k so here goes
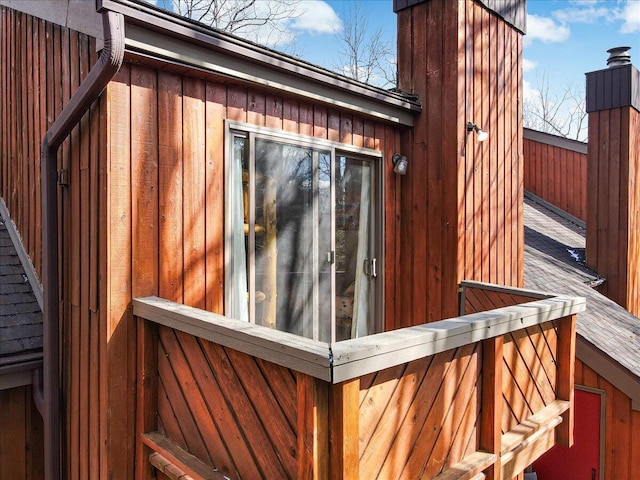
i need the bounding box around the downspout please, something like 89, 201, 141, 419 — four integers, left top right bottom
40, 10, 124, 480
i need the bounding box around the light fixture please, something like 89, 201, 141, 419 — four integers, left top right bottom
392, 153, 408, 175
467, 121, 489, 142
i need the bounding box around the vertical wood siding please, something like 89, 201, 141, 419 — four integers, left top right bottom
395, 0, 523, 329
106, 62, 401, 479
0, 386, 44, 480
586, 107, 640, 316
0, 9, 105, 480
523, 137, 587, 222
575, 360, 640, 480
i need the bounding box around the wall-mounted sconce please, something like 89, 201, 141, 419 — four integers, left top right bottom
467, 121, 489, 142
392, 153, 408, 175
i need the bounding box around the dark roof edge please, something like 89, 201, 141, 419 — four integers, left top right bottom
577, 334, 640, 411
99, 0, 421, 124
523, 128, 588, 155
393, 0, 526, 34
0, 198, 43, 311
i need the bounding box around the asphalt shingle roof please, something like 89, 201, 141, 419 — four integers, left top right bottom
524, 197, 640, 379
0, 216, 42, 358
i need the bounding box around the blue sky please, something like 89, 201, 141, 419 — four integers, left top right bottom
289, 0, 639, 95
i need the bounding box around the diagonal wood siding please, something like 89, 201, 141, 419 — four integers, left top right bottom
358, 344, 479, 479
156, 325, 298, 479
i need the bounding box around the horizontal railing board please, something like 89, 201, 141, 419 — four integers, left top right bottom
134, 293, 585, 384
134, 296, 332, 381
331, 296, 585, 382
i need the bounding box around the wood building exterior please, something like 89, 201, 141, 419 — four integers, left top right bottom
520, 52, 640, 480
523, 128, 587, 224
0, 1, 585, 479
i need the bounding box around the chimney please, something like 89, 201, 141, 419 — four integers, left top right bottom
391, 0, 526, 324
586, 48, 640, 316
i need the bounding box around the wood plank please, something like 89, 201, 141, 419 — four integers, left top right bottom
480, 336, 503, 480
142, 432, 227, 480
158, 71, 184, 303
157, 330, 211, 463
0, 387, 27, 480
131, 64, 159, 299
135, 318, 158, 480
418, 345, 479, 478
501, 418, 558, 479
158, 327, 236, 477
255, 356, 298, 430
224, 347, 297, 476
297, 373, 329, 480
204, 81, 226, 314
182, 76, 206, 309
198, 339, 292, 478
555, 315, 576, 447
368, 350, 456, 480
329, 379, 360, 480
265, 93, 282, 130
105, 64, 134, 480
432, 451, 496, 480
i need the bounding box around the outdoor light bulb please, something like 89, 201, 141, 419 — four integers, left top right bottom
476, 129, 489, 142
393, 155, 408, 175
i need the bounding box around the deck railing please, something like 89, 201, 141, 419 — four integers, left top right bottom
133, 281, 584, 480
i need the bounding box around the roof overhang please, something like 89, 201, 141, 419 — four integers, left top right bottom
99, 0, 421, 127
577, 334, 640, 411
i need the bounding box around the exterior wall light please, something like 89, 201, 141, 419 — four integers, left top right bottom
467, 121, 489, 142
392, 153, 408, 175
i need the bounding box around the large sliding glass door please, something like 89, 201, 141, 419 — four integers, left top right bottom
226, 125, 381, 343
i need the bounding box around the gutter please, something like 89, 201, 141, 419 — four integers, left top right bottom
39, 10, 124, 480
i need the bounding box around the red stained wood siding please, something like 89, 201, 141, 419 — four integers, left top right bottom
522, 134, 587, 222
103, 61, 401, 479
0, 386, 44, 480
0, 9, 105, 480
574, 360, 640, 480
586, 107, 640, 316
395, 0, 524, 329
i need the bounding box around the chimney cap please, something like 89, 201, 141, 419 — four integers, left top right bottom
607, 46, 631, 68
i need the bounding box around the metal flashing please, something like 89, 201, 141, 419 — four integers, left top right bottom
99, 0, 420, 125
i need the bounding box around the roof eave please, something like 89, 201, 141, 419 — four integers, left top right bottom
99, 0, 421, 126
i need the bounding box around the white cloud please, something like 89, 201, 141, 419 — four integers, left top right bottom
291, 1, 342, 34
525, 14, 570, 46
523, 58, 537, 72
523, 79, 539, 104
552, 6, 610, 24
618, 1, 640, 33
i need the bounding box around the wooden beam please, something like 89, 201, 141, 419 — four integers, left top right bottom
135, 318, 158, 480
141, 431, 227, 480
480, 336, 503, 480
329, 379, 360, 480
297, 373, 329, 480
556, 315, 577, 447
432, 451, 496, 480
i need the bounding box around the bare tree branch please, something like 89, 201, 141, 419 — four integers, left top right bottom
334, 1, 396, 88
523, 72, 587, 141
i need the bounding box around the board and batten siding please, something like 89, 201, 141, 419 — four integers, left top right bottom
523, 130, 587, 223
586, 106, 640, 316
395, 0, 524, 328
0, 8, 105, 480
105, 61, 403, 479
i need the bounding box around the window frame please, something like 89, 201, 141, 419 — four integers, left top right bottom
224, 120, 385, 342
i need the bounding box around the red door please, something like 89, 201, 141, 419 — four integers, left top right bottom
532, 388, 601, 480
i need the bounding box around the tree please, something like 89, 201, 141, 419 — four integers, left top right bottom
154, 0, 301, 49
334, 1, 396, 88
523, 73, 588, 142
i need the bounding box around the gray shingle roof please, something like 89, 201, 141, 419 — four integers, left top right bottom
524, 197, 640, 379
0, 218, 42, 358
